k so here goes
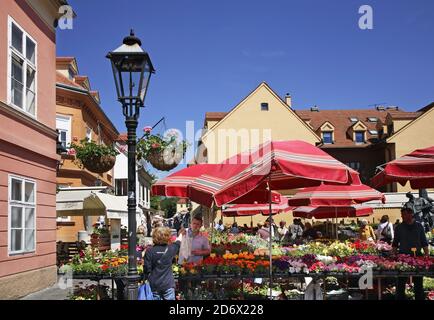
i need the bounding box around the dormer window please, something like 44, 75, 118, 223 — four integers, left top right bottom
368, 117, 378, 122
349, 117, 358, 123
322, 131, 333, 144
319, 121, 335, 144
369, 130, 378, 135
355, 131, 365, 143
261, 103, 269, 111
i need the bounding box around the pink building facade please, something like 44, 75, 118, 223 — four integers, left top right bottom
0, 0, 65, 299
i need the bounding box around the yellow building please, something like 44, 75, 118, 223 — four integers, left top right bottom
196, 82, 434, 227
55, 57, 119, 242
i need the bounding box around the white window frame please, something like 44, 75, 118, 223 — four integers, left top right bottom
56, 114, 72, 149
8, 175, 37, 255
7, 16, 38, 118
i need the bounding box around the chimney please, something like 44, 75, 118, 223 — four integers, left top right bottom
285, 93, 292, 108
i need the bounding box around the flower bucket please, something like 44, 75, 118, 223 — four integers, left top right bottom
82, 155, 116, 174
147, 148, 184, 171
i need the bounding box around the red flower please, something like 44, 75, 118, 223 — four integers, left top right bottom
67, 148, 76, 156
143, 126, 152, 133
151, 143, 160, 149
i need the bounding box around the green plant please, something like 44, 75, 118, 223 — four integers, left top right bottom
69, 139, 119, 169
136, 128, 188, 162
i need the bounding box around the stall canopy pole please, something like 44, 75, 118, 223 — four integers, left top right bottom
268, 174, 273, 300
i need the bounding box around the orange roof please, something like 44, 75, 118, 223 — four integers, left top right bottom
295, 109, 390, 148
116, 133, 128, 141
56, 57, 75, 63
56, 71, 82, 89
387, 110, 422, 120
205, 112, 228, 120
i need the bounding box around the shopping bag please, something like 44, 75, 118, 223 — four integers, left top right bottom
138, 281, 153, 300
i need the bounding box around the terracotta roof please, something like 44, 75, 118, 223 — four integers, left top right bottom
56, 71, 82, 89
205, 112, 228, 120
387, 110, 422, 120
295, 109, 390, 148
56, 57, 75, 63
116, 133, 127, 141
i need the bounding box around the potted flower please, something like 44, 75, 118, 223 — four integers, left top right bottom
137, 127, 188, 171
69, 139, 119, 174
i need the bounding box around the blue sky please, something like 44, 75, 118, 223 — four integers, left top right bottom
57, 0, 434, 176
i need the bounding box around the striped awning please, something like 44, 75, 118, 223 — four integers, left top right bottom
293, 205, 373, 219
222, 193, 292, 217
288, 183, 385, 207
371, 145, 434, 188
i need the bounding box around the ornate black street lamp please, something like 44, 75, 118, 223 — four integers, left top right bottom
107, 30, 155, 300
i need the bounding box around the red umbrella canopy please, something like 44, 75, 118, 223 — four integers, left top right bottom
288, 182, 385, 207
222, 193, 292, 217
371, 145, 434, 189
152, 163, 282, 204
188, 140, 359, 207
293, 205, 373, 219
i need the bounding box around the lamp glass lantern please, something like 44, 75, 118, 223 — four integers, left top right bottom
106, 30, 155, 117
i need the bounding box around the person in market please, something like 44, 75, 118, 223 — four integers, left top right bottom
143, 227, 182, 300
289, 219, 303, 241
229, 222, 240, 234
302, 222, 319, 240
179, 214, 211, 263
257, 220, 273, 240
392, 206, 429, 300
375, 215, 394, 244
358, 219, 376, 241
393, 219, 400, 231
277, 220, 290, 243
214, 219, 225, 232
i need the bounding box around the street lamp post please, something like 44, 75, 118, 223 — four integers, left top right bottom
107, 30, 155, 300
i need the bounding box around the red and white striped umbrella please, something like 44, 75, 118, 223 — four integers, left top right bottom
288, 182, 385, 207
293, 205, 373, 219
371, 145, 434, 189
222, 193, 292, 217
152, 164, 282, 204
187, 140, 358, 207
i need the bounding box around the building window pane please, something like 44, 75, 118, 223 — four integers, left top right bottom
26, 38, 35, 64
11, 207, 23, 228
25, 229, 35, 251
115, 179, 128, 196
11, 24, 23, 53
25, 208, 35, 229
25, 182, 35, 203
261, 103, 269, 111
11, 179, 22, 201
9, 21, 37, 117
355, 132, 365, 143
11, 55, 24, 108
322, 132, 333, 144
11, 229, 23, 252
26, 67, 36, 114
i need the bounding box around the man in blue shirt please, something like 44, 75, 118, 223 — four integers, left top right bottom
392, 206, 429, 300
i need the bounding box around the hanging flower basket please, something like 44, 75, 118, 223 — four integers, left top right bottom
69, 139, 119, 174
137, 127, 188, 171
82, 155, 116, 174
146, 147, 184, 171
